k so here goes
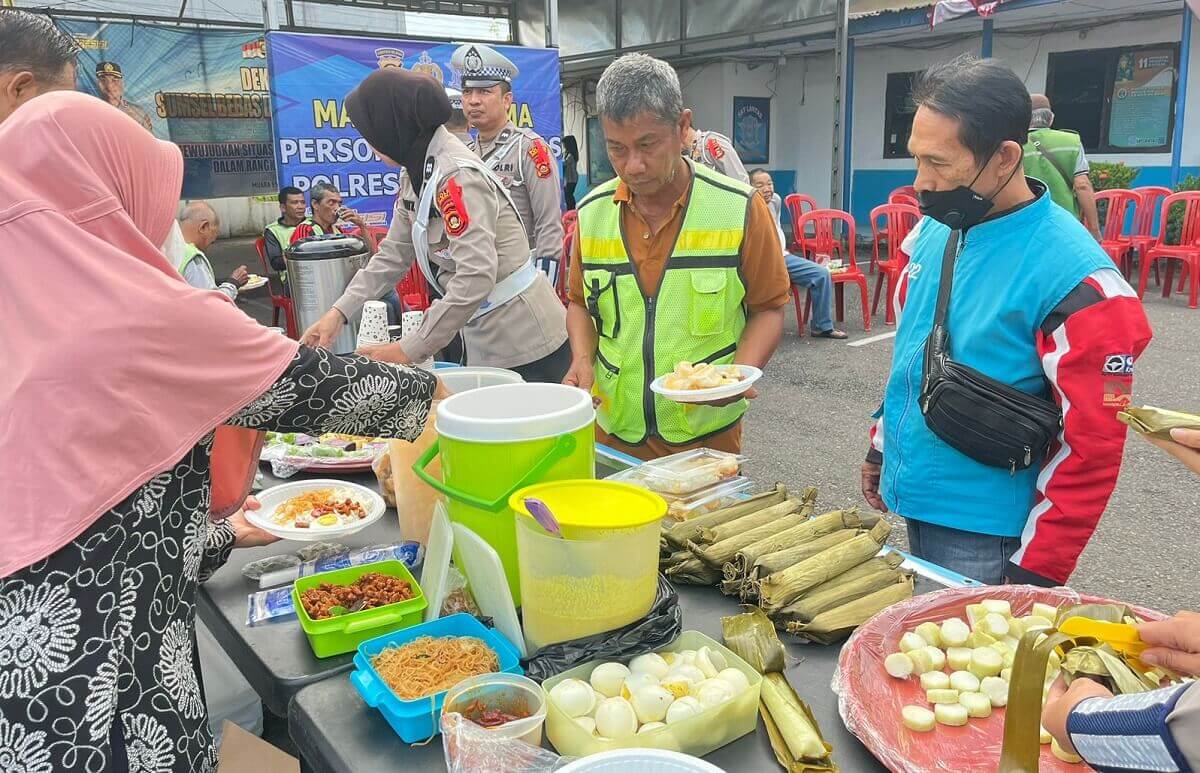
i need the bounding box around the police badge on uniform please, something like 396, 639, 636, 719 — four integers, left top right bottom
436, 179, 470, 236
528, 139, 553, 179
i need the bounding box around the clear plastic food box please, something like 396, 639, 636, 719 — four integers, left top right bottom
660, 477, 754, 522
609, 449, 746, 497
542, 631, 762, 758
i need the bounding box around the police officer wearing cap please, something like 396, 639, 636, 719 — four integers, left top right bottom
683, 121, 748, 184
451, 43, 564, 280
300, 68, 569, 382
94, 61, 153, 132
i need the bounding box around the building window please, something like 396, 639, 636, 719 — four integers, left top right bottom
1046, 44, 1179, 154
883, 70, 921, 159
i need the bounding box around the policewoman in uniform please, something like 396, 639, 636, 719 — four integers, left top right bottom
682, 121, 749, 184
564, 53, 789, 461
451, 43, 565, 279
301, 68, 569, 382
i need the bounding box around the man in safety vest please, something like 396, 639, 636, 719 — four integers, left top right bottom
175, 201, 247, 300
683, 122, 749, 184
564, 53, 790, 460
1023, 94, 1101, 239
261, 186, 308, 293
290, 181, 378, 253
451, 43, 564, 280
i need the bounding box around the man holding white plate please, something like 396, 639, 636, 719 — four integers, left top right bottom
562, 54, 789, 461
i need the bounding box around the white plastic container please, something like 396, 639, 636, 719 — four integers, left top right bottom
388, 367, 524, 546
558, 749, 726, 772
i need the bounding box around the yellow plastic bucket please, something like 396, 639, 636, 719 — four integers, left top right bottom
510, 481, 666, 652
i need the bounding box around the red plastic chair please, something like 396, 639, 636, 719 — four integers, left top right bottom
1137, 191, 1200, 308
890, 185, 918, 201
1131, 186, 1172, 284
869, 204, 919, 326
889, 192, 920, 208
557, 228, 574, 305
784, 193, 819, 252
1095, 190, 1140, 277
796, 208, 871, 331
562, 209, 578, 234
395, 266, 430, 312
789, 284, 813, 337
255, 237, 298, 338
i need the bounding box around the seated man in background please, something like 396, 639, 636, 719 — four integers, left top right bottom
262, 186, 308, 292
290, 181, 378, 253
750, 168, 846, 340
174, 201, 247, 300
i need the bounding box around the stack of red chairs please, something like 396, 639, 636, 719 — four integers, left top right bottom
869, 203, 919, 325
795, 208, 871, 332
1129, 186, 1172, 286
254, 237, 298, 338
1137, 191, 1200, 309
1095, 189, 1140, 278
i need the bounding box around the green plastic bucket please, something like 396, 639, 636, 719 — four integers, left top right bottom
412, 383, 596, 604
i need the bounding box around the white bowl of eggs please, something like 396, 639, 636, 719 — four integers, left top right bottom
542, 632, 762, 759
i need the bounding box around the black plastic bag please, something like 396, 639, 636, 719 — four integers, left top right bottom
521, 575, 683, 682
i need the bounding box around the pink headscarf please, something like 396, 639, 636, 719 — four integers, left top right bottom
0, 92, 299, 577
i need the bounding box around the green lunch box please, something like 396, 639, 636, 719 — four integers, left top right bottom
292, 560, 428, 658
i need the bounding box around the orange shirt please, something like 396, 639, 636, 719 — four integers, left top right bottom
568, 173, 789, 460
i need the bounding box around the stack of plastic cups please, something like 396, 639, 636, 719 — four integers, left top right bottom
356, 300, 390, 349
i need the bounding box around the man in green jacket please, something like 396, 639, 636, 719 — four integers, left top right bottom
1023, 94, 1101, 239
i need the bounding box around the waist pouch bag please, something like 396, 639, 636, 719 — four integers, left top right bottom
919, 230, 1063, 473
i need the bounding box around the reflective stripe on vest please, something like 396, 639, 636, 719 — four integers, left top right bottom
1022, 129, 1083, 216
175, 242, 215, 280
577, 161, 750, 445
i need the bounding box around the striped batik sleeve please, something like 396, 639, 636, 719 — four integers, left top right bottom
1067, 682, 1195, 773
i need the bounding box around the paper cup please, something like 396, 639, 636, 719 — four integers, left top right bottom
357, 300, 390, 348
401, 311, 425, 338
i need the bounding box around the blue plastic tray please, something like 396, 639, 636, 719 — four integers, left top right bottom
349, 613, 523, 743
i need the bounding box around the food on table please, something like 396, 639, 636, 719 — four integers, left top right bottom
925, 689, 959, 705
940, 617, 971, 647
885, 653, 915, 679
959, 691, 992, 718
980, 676, 1009, 707
662, 477, 754, 522
576, 717, 597, 735
759, 672, 827, 759
920, 671, 950, 691
934, 702, 968, 727
969, 647, 1003, 678
899, 632, 926, 654
272, 487, 370, 530
369, 636, 499, 701
549, 644, 751, 741
626, 448, 744, 496
1050, 737, 1083, 764
688, 509, 809, 570
696, 498, 805, 546
661, 484, 789, 550
263, 431, 386, 463
548, 679, 596, 719
901, 705, 935, 732
461, 699, 531, 729
948, 671, 980, 693
946, 647, 973, 672
758, 531, 893, 614
661, 361, 746, 391
298, 572, 414, 619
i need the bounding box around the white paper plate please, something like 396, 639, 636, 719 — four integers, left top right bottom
246, 479, 385, 541
242, 274, 268, 291
650, 365, 762, 404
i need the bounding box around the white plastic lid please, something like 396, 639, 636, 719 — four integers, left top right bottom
435, 383, 595, 442
438, 366, 524, 394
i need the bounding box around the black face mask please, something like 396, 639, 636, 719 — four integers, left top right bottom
918, 149, 1018, 230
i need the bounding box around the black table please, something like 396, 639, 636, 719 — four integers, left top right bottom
287, 578, 946, 772
197, 453, 636, 717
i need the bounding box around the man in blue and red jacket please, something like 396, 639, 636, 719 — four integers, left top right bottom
861, 57, 1152, 586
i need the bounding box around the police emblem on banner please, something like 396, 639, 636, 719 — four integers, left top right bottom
375, 47, 405, 69
411, 50, 443, 83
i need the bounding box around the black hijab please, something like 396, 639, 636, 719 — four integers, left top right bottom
345, 68, 451, 192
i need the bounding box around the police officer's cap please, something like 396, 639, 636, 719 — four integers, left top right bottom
451, 44, 518, 89
444, 87, 464, 110
96, 61, 123, 79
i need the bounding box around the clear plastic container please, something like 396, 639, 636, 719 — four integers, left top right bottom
442, 673, 548, 746
515, 516, 659, 653
542, 631, 762, 758
659, 477, 753, 522
610, 449, 745, 496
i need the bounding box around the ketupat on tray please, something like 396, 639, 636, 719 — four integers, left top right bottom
832, 585, 1167, 773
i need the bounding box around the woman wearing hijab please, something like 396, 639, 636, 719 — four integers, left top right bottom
301, 68, 570, 383
0, 91, 442, 771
